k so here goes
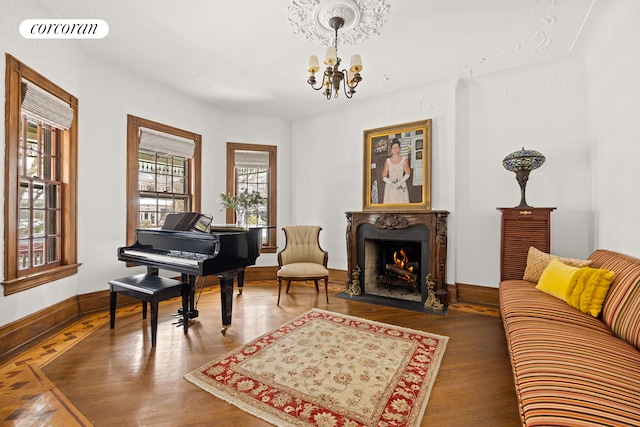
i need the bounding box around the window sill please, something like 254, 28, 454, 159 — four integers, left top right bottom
2, 263, 82, 296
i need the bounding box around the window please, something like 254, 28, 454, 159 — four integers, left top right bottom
18, 116, 61, 270
226, 143, 277, 252
126, 115, 201, 245
3, 54, 79, 295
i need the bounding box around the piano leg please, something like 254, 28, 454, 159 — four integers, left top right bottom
219, 274, 233, 335
181, 285, 189, 335
237, 269, 245, 294
182, 274, 199, 319
217, 269, 243, 335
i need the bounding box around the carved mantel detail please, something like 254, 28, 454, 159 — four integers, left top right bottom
373, 213, 410, 229
345, 210, 450, 308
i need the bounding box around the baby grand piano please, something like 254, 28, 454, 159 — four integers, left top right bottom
117, 213, 263, 334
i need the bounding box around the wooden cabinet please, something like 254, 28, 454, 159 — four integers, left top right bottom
497, 207, 555, 282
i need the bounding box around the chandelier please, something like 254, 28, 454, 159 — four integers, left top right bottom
306, 16, 362, 100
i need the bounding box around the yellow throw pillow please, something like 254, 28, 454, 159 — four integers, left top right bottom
522, 246, 593, 283
535, 259, 579, 300
535, 259, 615, 317
565, 267, 615, 317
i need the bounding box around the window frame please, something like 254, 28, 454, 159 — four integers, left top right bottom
3, 54, 80, 295
225, 142, 277, 253
126, 115, 201, 246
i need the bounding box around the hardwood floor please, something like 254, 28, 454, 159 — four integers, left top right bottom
0, 280, 521, 426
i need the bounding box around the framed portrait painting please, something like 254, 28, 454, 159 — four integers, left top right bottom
362, 119, 432, 211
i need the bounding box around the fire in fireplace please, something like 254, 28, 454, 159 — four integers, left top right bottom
362, 233, 425, 304
377, 243, 420, 294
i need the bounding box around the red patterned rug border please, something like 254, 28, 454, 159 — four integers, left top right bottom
185, 309, 448, 426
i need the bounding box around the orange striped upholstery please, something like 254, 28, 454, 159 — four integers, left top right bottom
589, 250, 640, 351
501, 281, 613, 335
500, 250, 640, 427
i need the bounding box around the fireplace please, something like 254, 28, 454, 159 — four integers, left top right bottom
343, 211, 449, 313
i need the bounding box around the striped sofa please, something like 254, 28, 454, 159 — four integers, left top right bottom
499, 249, 640, 426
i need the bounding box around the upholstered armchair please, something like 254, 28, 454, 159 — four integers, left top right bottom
277, 225, 329, 305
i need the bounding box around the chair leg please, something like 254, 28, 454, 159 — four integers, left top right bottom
286, 280, 292, 294
150, 301, 158, 347
314, 280, 319, 293
142, 301, 148, 319
277, 278, 282, 305
324, 276, 329, 304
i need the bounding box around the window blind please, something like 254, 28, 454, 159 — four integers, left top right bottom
139, 128, 195, 159
21, 81, 74, 130
234, 150, 269, 169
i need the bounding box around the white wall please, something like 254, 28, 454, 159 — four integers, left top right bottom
578, 0, 640, 256
455, 55, 591, 287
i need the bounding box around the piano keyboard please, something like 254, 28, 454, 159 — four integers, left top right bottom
122, 249, 209, 266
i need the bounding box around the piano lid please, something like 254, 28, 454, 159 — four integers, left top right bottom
132, 228, 220, 255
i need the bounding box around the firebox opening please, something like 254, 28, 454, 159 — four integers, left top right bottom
364, 239, 422, 303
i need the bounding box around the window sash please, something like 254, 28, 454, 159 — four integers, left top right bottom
138, 150, 191, 229
17, 115, 63, 271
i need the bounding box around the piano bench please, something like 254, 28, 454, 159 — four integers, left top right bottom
109, 274, 191, 347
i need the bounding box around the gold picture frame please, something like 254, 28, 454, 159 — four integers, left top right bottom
363, 119, 432, 211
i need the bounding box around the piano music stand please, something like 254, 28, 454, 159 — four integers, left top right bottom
109, 274, 191, 347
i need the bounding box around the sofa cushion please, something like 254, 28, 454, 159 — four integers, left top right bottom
589, 249, 640, 351
522, 246, 593, 283
500, 280, 613, 335
504, 318, 640, 427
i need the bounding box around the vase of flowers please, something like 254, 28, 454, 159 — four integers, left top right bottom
218, 189, 264, 227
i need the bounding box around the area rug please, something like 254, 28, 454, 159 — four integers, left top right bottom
184, 308, 448, 426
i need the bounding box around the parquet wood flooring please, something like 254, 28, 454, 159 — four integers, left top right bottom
0, 280, 520, 426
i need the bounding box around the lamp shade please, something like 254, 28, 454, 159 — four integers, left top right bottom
350, 54, 362, 73
502, 148, 546, 208
502, 148, 546, 172
308, 55, 320, 73
324, 46, 337, 66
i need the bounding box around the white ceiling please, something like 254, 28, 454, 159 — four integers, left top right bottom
43, 0, 596, 119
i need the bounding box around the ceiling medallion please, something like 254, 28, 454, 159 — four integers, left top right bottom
287, 0, 390, 46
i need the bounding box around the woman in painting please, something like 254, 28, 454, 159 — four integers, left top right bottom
382, 138, 411, 203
